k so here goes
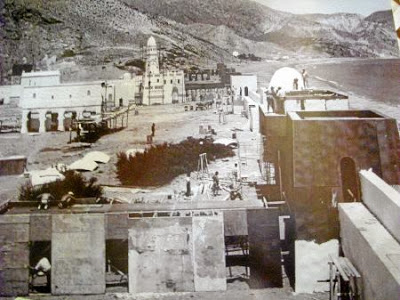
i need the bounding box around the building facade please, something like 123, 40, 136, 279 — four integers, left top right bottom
137, 36, 185, 105
18, 71, 136, 133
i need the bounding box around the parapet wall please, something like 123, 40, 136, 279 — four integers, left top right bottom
339, 203, 400, 300
360, 169, 400, 243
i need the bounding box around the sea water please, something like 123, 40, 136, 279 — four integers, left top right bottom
309, 58, 400, 106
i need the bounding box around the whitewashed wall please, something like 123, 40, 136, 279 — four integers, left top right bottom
231, 75, 258, 97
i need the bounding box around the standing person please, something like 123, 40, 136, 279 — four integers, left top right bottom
36, 193, 54, 210
266, 90, 274, 113
212, 171, 220, 196
151, 123, 155, 137
301, 69, 308, 89
293, 78, 299, 90
186, 172, 191, 197
58, 191, 76, 209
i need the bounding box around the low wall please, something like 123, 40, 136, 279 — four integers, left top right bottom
284, 99, 348, 112
339, 203, 400, 300
0, 156, 27, 176
360, 169, 400, 243
249, 90, 261, 104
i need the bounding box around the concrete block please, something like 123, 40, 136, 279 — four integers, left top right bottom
223, 210, 248, 236
0, 215, 30, 224
128, 217, 194, 293
193, 215, 226, 291
0, 242, 29, 269
52, 214, 105, 295
360, 169, 400, 243
105, 213, 128, 239
0, 224, 29, 243
339, 203, 400, 300
30, 215, 52, 241
0, 269, 29, 296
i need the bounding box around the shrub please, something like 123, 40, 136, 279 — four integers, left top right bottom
116, 138, 234, 186
61, 49, 76, 58
19, 170, 102, 200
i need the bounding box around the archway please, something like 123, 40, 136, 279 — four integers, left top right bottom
244, 86, 249, 96
340, 157, 360, 202
171, 87, 179, 103
45, 112, 59, 132
27, 111, 40, 133
64, 111, 77, 131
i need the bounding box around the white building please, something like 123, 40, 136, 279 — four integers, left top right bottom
19, 71, 136, 133
137, 36, 185, 105
231, 74, 258, 98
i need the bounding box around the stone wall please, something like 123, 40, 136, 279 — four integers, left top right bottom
360, 169, 400, 243
339, 203, 400, 300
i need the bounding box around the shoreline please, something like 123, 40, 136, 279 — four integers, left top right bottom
235, 58, 400, 122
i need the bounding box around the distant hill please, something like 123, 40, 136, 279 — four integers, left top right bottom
0, 0, 398, 81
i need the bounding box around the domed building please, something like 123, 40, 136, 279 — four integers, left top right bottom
137, 36, 186, 105
268, 67, 304, 93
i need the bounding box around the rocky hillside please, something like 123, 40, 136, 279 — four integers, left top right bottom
126, 0, 399, 57
0, 0, 398, 81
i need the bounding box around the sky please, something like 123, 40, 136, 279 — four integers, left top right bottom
253, 0, 392, 16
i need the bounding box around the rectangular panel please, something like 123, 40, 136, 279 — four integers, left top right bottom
193, 215, 226, 291
128, 217, 194, 293
105, 213, 128, 240
0, 242, 29, 268
0, 269, 29, 296
30, 215, 51, 241
51, 214, 105, 295
0, 223, 29, 243
223, 210, 247, 236
247, 208, 282, 288
0, 216, 30, 296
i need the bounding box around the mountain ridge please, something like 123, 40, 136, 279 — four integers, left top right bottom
0, 0, 398, 80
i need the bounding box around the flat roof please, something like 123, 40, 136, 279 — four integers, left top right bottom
289, 110, 386, 121
21, 70, 60, 78
279, 89, 348, 101
1, 199, 263, 216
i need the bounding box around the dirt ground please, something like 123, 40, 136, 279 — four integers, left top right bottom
0, 103, 248, 201
0, 104, 331, 300
1, 58, 398, 299
3, 290, 328, 300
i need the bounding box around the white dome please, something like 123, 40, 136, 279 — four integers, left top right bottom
268, 67, 304, 93
147, 36, 157, 47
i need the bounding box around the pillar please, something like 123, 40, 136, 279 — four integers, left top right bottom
58, 109, 65, 131
38, 110, 46, 133
20, 110, 28, 133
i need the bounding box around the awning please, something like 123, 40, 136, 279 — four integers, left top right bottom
68, 158, 98, 172
30, 168, 65, 186
84, 151, 110, 164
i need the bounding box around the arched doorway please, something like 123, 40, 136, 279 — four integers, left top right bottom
45, 112, 59, 132
244, 86, 249, 96
340, 157, 360, 202
171, 87, 179, 103
27, 111, 40, 132
64, 111, 77, 131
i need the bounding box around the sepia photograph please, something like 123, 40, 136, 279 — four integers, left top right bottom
0, 0, 399, 299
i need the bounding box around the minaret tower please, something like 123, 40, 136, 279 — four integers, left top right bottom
145, 36, 159, 75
